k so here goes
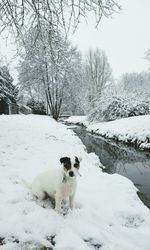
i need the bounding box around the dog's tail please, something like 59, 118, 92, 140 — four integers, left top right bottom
21, 179, 32, 190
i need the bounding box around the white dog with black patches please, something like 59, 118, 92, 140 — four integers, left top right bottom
31, 156, 81, 212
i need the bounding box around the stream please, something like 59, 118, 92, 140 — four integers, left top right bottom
67, 124, 150, 208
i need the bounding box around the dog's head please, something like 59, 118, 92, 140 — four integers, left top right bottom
60, 156, 82, 178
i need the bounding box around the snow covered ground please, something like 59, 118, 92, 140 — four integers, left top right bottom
0, 115, 150, 250
66, 115, 150, 150
66, 116, 88, 127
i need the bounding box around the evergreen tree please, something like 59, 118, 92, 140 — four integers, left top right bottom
0, 65, 17, 103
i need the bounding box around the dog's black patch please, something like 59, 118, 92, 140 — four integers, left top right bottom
75, 156, 79, 164
60, 157, 71, 170
74, 156, 80, 169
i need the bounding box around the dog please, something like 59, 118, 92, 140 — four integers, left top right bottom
31, 156, 82, 212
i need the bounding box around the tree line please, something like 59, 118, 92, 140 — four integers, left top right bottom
17, 25, 113, 120
1, 0, 150, 121
1, 37, 150, 120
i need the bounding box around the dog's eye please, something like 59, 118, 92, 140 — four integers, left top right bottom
64, 163, 71, 170
74, 163, 79, 168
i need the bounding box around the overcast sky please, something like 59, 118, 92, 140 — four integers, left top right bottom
0, 0, 150, 82
69, 0, 150, 78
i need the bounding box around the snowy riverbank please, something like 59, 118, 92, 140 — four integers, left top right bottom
0, 115, 150, 250
66, 115, 150, 150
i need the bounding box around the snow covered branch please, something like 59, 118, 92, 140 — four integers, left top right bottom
0, 0, 121, 39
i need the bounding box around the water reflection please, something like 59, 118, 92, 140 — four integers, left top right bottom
72, 125, 150, 208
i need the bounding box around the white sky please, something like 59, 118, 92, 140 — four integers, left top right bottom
0, 35, 18, 83
0, 0, 150, 82
69, 0, 150, 78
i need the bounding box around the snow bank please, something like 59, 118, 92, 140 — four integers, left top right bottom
65, 115, 88, 127
87, 115, 150, 150
0, 115, 150, 250
66, 115, 150, 150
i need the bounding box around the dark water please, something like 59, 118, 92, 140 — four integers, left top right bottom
69, 125, 150, 208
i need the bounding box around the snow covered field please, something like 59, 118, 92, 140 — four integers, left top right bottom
0, 115, 150, 250
66, 115, 150, 150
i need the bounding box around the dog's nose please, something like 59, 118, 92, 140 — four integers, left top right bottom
69, 171, 74, 177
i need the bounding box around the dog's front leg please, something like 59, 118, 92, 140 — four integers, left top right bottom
55, 194, 62, 212
69, 193, 75, 210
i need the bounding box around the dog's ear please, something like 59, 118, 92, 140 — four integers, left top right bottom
60, 157, 66, 164
75, 156, 82, 163
60, 157, 70, 164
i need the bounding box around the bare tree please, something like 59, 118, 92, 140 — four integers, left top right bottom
18, 25, 81, 120
62, 50, 85, 115
0, 0, 121, 40
84, 48, 113, 100
118, 72, 150, 101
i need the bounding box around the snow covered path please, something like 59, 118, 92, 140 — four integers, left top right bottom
0, 115, 150, 250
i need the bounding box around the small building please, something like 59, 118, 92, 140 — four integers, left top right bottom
0, 99, 9, 114
0, 97, 19, 115
0, 65, 18, 115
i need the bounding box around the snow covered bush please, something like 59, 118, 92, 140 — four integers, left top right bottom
103, 97, 149, 121
19, 104, 32, 114
88, 94, 117, 122
129, 103, 150, 117
103, 97, 130, 121
88, 95, 150, 122
27, 98, 46, 115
